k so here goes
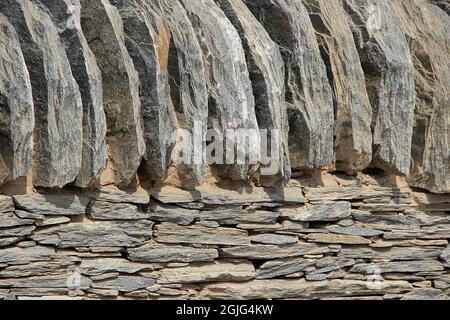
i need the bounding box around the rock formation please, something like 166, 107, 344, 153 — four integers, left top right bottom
2, 0, 83, 188
80, 0, 145, 186
244, 0, 334, 170
302, 0, 373, 173
343, 0, 416, 175
41, 0, 108, 188
389, 0, 450, 193
0, 0, 449, 300
0, 13, 34, 186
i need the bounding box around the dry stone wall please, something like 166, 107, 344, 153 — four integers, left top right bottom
0, 177, 449, 300
0, 0, 449, 300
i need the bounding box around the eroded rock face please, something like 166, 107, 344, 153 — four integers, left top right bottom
1, 0, 83, 188
146, 0, 209, 185
109, 0, 177, 183
40, 0, 108, 188
215, 0, 291, 182
343, 0, 416, 175
389, 0, 450, 193
0, 13, 34, 186
302, 0, 373, 173
179, 0, 260, 181
80, 0, 145, 186
244, 0, 334, 170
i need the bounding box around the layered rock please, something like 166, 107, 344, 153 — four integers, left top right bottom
302, 0, 373, 172
389, 0, 450, 193
1, 0, 83, 187
40, 0, 108, 188
80, 0, 145, 186
343, 0, 416, 175
109, 0, 177, 183
0, 13, 34, 186
144, 0, 209, 185
215, 0, 291, 182
244, 0, 334, 170
179, 0, 260, 181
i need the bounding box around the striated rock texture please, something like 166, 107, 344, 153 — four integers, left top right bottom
343, 0, 416, 175
41, 0, 108, 188
80, 0, 145, 186
302, 0, 373, 173
1, 0, 83, 188
109, 0, 177, 183
144, 0, 209, 185
0, 0, 449, 301
179, 0, 261, 181
389, 0, 450, 193
244, 0, 334, 170
0, 13, 34, 186
215, 0, 291, 182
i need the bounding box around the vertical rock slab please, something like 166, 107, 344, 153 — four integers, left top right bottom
1, 0, 83, 188
343, 0, 416, 175
179, 0, 260, 181
80, 0, 145, 186
302, 0, 372, 173
214, 0, 291, 183
143, 0, 209, 185
244, 0, 334, 170
389, 0, 449, 193
40, 0, 108, 188
0, 13, 34, 186
108, 0, 177, 183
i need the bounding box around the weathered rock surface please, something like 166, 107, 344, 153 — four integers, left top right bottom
280, 201, 351, 222
41, 0, 108, 188
180, 0, 260, 180
127, 242, 218, 263
87, 201, 149, 220
256, 257, 314, 279
157, 260, 255, 284
145, 0, 210, 185
215, 0, 291, 181
0, 0, 449, 301
200, 279, 412, 299
340, 246, 443, 261
351, 260, 444, 274
31, 220, 153, 248
307, 233, 372, 245
0, 195, 14, 212
79, 258, 152, 275
302, 0, 372, 172
0, 13, 33, 186
2, 0, 83, 187
401, 288, 447, 300
92, 275, 154, 292
80, 0, 145, 186
148, 203, 199, 226
155, 223, 249, 246
84, 187, 150, 205
109, 0, 177, 183
344, 0, 416, 175
244, 0, 334, 170
220, 242, 323, 260
13, 194, 88, 216
250, 234, 298, 245
0, 246, 57, 265
389, 0, 450, 193
151, 185, 306, 205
